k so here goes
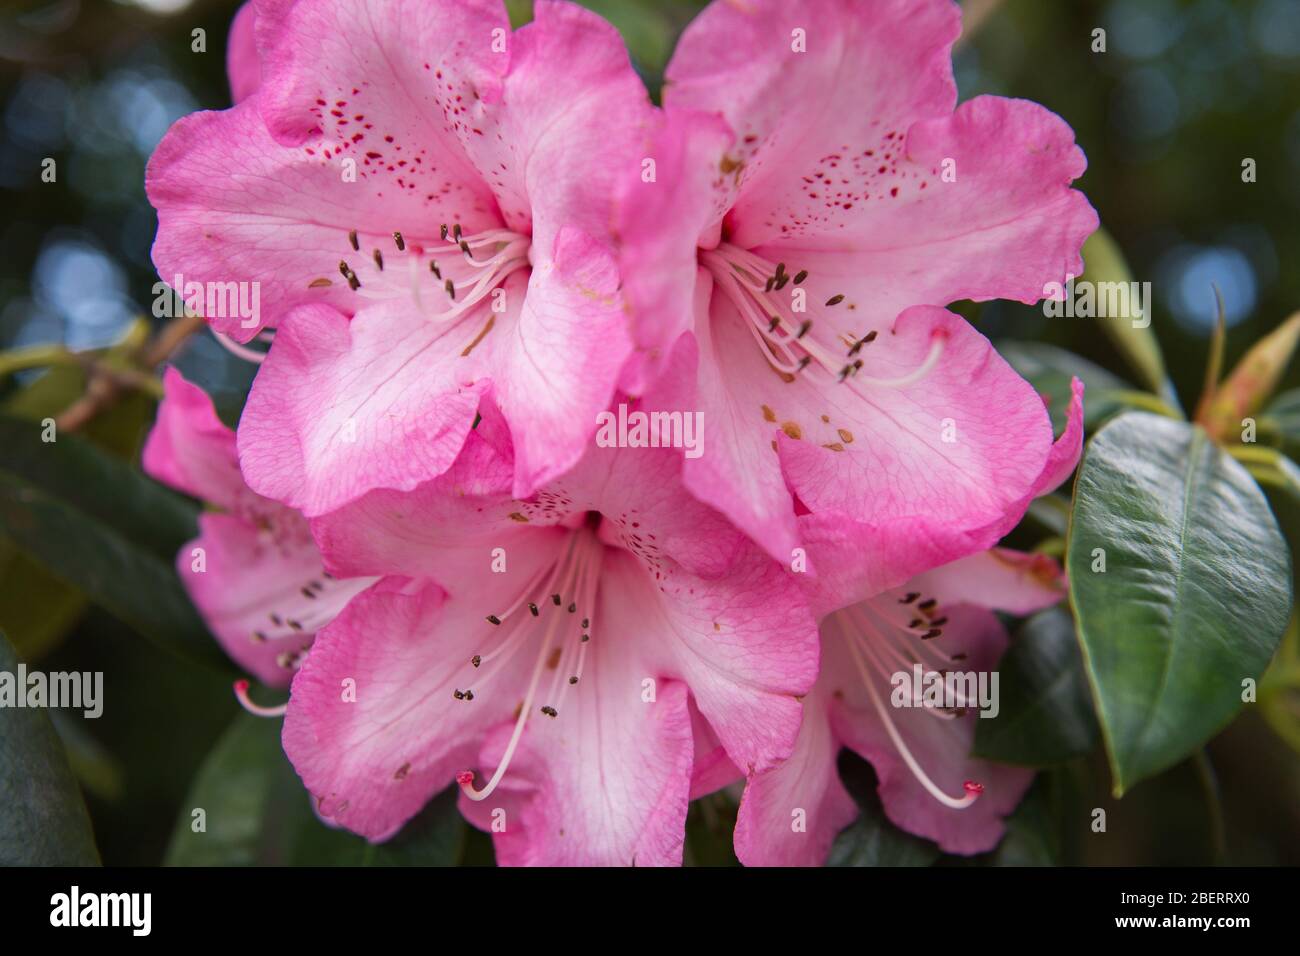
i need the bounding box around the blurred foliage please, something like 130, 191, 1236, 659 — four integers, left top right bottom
1, 0, 1298, 865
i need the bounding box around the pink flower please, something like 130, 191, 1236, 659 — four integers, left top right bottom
287, 406, 819, 864
147, 0, 656, 517
723, 383, 1085, 865
616, 0, 1098, 570
142, 368, 373, 688
732, 546, 1067, 865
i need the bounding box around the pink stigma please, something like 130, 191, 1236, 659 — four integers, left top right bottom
456, 771, 475, 786
963, 780, 985, 795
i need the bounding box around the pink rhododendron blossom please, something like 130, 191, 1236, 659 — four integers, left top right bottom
616, 0, 1098, 567
142, 368, 373, 688
147, 0, 656, 516
288, 410, 819, 864
722, 383, 1085, 865
732, 547, 1065, 865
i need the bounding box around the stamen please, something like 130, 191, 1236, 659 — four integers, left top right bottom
833, 608, 982, 810
701, 242, 947, 395
213, 330, 267, 365
458, 580, 568, 802
233, 679, 287, 718
457, 528, 603, 801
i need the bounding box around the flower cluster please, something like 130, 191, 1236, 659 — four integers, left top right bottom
144, 0, 1094, 865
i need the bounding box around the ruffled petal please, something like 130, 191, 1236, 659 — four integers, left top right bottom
236, 302, 486, 516
142, 367, 245, 511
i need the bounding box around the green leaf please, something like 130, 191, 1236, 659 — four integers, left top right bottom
828, 751, 940, 866
973, 608, 1100, 766
0, 536, 87, 661
167, 712, 467, 866
1067, 412, 1293, 795
1079, 229, 1178, 409
0, 631, 100, 865
0, 415, 231, 672
0, 345, 156, 661
986, 776, 1062, 866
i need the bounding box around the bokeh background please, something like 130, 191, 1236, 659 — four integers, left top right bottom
1, 0, 1298, 865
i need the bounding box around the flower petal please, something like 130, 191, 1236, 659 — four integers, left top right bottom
762, 96, 1097, 324
491, 226, 633, 496
664, 0, 960, 249
779, 307, 1054, 553
282, 575, 543, 841
180, 512, 368, 688
915, 548, 1064, 617
146, 96, 498, 341
227, 2, 261, 104
236, 302, 486, 516
458, 643, 694, 867
733, 680, 857, 866
142, 367, 245, 511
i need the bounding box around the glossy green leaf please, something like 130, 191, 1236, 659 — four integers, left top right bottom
167, 712, 467, 866
0, 415, 230, 672
1067, 412, 1292, 794
973, 608, 1100, 767
0, 631, 100, 865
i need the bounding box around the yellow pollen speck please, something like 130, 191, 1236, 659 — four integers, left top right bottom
838, 428, 854, 443
761, 404, 777, 423
308, 277, 332, 288
781, 421, 802, 440
820, 414, 830, 423
823, 442, 845, 452
508, 512, 529, 523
